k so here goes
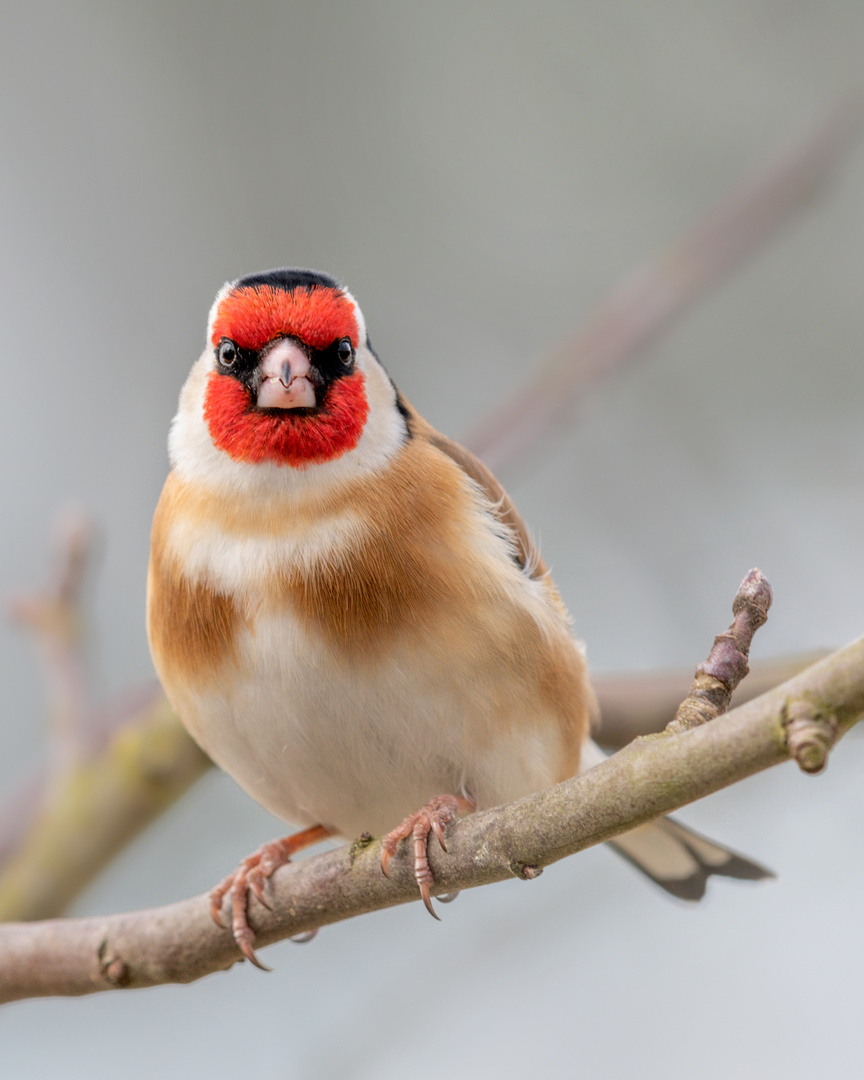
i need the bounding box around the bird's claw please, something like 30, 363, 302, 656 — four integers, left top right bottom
431, 817, 448, 852
209, 870, 236, 929
209, 825, 331, 968
380, 794, 474, 918
289, 929, 319, 944
249, 869, 274, 911
235, 925, 272, 971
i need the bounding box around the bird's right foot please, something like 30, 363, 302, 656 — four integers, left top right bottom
210, 823, 332, 969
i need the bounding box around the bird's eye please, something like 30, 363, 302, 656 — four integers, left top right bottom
218, 340, 238, 367
337, 338, 354, 365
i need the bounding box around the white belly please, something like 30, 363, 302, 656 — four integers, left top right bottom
177, 608, 568, 839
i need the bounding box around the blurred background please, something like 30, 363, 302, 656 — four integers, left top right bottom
2, 2, 864, 1077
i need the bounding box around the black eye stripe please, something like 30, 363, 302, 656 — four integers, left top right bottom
215, 335, 355, 408
215, 339, 259, 378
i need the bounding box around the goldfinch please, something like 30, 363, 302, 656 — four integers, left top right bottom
148, 268, 769, 967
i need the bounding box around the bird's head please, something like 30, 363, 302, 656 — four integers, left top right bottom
169, 269, 407, 492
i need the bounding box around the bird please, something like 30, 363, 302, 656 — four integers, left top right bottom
147, 267, 770, 968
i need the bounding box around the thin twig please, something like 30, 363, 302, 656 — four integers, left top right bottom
9, 510, 96, 770
0, 634, 862, 1004
666, 568, 773, 733
592, 651, 830, 749
466, 99, 863, 475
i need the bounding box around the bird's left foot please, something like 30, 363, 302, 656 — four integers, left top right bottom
210, 823, 332, 970
380, 794, 474, 918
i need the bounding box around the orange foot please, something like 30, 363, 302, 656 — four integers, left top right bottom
210, 823, 332, 970
380, 794, 475, 918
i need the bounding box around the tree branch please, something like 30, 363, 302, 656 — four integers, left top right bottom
592, 651, 829, 748
0, 694, 210, 922
0, 649, 823, 921
1, 634, 861, 1005
9, 510, 95, 770
466, 98, 862, 475
0, 513, 211, 922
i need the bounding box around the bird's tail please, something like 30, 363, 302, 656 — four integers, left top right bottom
582, 739, 773, 900
607, 816, 773, 900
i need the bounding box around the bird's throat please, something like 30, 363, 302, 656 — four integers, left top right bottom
203, 371, 369, 467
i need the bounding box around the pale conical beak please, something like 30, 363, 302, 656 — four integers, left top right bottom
257, 339, 317, 409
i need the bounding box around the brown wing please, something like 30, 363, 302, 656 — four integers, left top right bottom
399, 396, 547, 580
